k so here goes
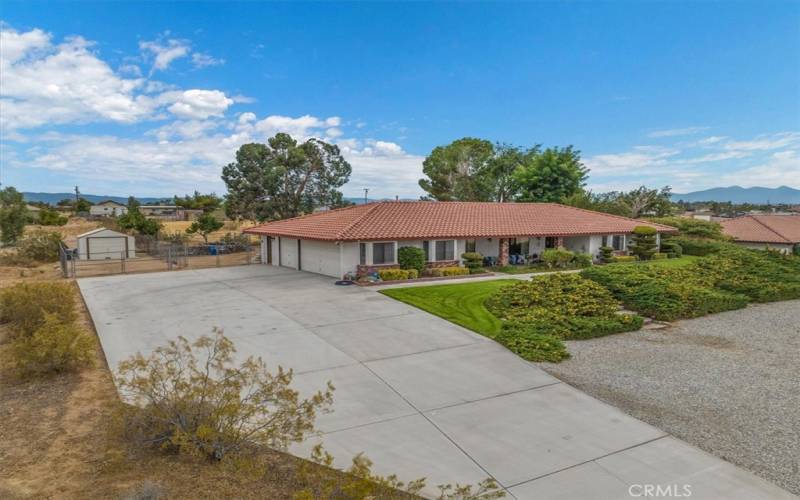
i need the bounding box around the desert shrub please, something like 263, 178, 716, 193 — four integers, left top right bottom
378, 268, 418, 281
493, 322, 569, 363
659, 240, 683, 258
598, 246, 615, 264
629, 226, 658, 261
8, 313, 95, 376
429, 266, 470, 277
646, 216, 726, 240
486, 273, 641, 342
572, 252, 593, 268
161, 231, 189, 244
0, 281, 76, 337
542, 248, 574, 268
461, 252, 485, 274
38, 207, 68, 226
116, 329, 334, 463
398, 246, 425, 274
613, 255, 637, 262
218, 232, 251, 250
15, 230, 62, 263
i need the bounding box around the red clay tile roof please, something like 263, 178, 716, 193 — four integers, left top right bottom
720, 215, 800, 244
244, 201, 678, 241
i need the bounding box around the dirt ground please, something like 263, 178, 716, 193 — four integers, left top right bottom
161, 220, 259, 244
0, 265, 383, 499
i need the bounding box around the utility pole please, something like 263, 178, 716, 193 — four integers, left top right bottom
74, 185, 80, 205
363, 188, 369, 204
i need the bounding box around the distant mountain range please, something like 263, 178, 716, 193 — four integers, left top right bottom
22, 192, 377, 206
671, 186, 800, 204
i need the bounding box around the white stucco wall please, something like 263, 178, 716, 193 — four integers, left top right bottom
735, 241, 793, 254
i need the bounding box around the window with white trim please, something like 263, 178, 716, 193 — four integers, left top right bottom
359, 243, 366, 265
372, 242, 395, 265
435, 240, 455, 261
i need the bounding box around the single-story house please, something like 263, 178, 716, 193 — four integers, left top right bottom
76, 228, 135, 260
720, 214, 800, 254
89, 200, 128, 217
139, 205, 179, 218
243, 201, 678, 279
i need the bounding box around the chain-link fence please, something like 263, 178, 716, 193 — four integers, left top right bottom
60, 240, 259, 278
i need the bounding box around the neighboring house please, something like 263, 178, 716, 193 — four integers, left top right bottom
89, 200, 128, 217
76, 228, 135, 260
720, 215, 800, 254
139, 205, 179, 218
244, 201, 678, 278
176, 208, 204, 221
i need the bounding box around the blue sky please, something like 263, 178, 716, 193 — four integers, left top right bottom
1, 1, 798, 198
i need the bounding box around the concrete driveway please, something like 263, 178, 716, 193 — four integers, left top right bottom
79, 266, 794, 499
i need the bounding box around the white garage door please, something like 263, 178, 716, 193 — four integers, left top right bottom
87, 237, 127, 260
279, 237, 298, 269
300, 240, 340, 278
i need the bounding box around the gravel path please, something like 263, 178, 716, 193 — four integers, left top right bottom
540, 300, 800, 495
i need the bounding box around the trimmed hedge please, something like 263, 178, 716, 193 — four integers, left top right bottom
377, 268, 419, 281
670, 237, 728, 256
429, 266, 470, 277
494, 322, 570, 363
398, 246, 425, 274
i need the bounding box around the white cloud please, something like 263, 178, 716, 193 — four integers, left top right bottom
0, 27, 50, 63
722, 132, 800, 151
237, 112, 256, 124
166, 89, 233, 120
720, 150, 800, 187
695, 135, 726, 146
325, 127, 343, 138
191, 52, 224, 68
679, 151, 751, 163
648, 126, 709, 138
583, 146, 679, 174
139, 37, 190, 74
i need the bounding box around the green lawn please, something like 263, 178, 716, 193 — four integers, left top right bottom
380, 280, 515, 336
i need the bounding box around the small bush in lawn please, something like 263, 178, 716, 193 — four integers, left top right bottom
572, 252, 593, 268
494, 322, 569, 363
116, 329, 334, 464
9, 313, 95, 376
461, 252, 485, 274
16, 230, 62, 263
629, 226, 658, 261
377, 268, 418, 281
598, 246, 615, 264
398, 246, 425, 274
542, 248, 574, 268
0, 281, 76, 338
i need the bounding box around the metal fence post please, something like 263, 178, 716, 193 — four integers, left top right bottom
167, 245, 173, 271
121, 251, 126, 274
216, 245, 220, 267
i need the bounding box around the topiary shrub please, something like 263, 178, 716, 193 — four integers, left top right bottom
542, 248, 575, 268
397, 246, 425, 274
660, 240, 683, 258
9, 313, 95, 376
572, 252, 593, 268
629, 226, 658, 261
0, 281, 76, 338
461, 252, 485, 274
494, 322, 569, 363
598, 246, 615, 264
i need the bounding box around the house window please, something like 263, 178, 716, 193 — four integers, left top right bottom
372, 242, 395, 265
465, 240, 476, 253
423, 240, 430, 261
435, 240, 455, 261
612, 235, 624, 251
359, 243, 366, 265
545, 237, 558, 249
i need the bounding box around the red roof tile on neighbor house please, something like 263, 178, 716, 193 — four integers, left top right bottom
244, 201, 678, 241
720, 215, 800, 244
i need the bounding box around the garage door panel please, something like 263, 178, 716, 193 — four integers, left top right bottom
279, 237, 298, 269
300, 240, 340, 278
88, 237, 126, 260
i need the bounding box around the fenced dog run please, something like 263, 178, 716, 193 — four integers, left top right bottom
59, 238, 260, 278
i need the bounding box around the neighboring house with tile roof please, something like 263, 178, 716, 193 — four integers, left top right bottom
244, 201, 678, 278
720, 215, 800, 254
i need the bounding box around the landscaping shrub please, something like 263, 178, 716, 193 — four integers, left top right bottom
8, 313, 94, 376
613, 255, 637, 262
37, 207, 68, 226
494, 322, 569, 363
572, 252, 593, 268
398, 246, 425, 274
670, 237, 728, 256
541, 248, 574, 268
0, 281, 76, 337
659, 240, 683, 258
377, 268, 418, 281
645, 216, 726, 240
598, 246, 615, 264
461, 252, 485, 274
486, 273, 642, 341
116, 329, 334, 463
652, 252, 668, 260
429, 266, 470, 277
15, 230, 62, 263
629, 226, 658, 261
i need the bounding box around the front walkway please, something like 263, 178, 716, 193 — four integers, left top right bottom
78, 266, 794, 499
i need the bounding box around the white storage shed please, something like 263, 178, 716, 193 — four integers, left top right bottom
76, 228, 135, 260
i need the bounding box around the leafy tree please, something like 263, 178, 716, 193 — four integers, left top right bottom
222, 134, 352, 221
0, 186, 28, 245
629, 226, 658, 260
486, 144, 530, 202
419, 138, 495, 201
75, 198, 93, 213
173, 191, 223, 212
57, 198, 74, 207
646, 216, 726, 240
615, 186, 673, 218
186, 213, 224, 243
126, 196, 140, 210
513, 146, 587, 202
118, 205, 162, 236
38, 207, 68, 226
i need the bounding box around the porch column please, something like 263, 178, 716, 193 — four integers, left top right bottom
557, 236, 564, 248
499, 238, 509, 265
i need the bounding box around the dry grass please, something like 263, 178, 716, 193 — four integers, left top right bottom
161, 220, 259, 244
25, 218, 104, 247
0, 271, 370, 499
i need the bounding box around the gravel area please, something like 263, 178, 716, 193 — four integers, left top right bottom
540, 300, 800, 495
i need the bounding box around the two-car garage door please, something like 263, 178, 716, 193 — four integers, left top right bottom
276, 237, 340, 278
